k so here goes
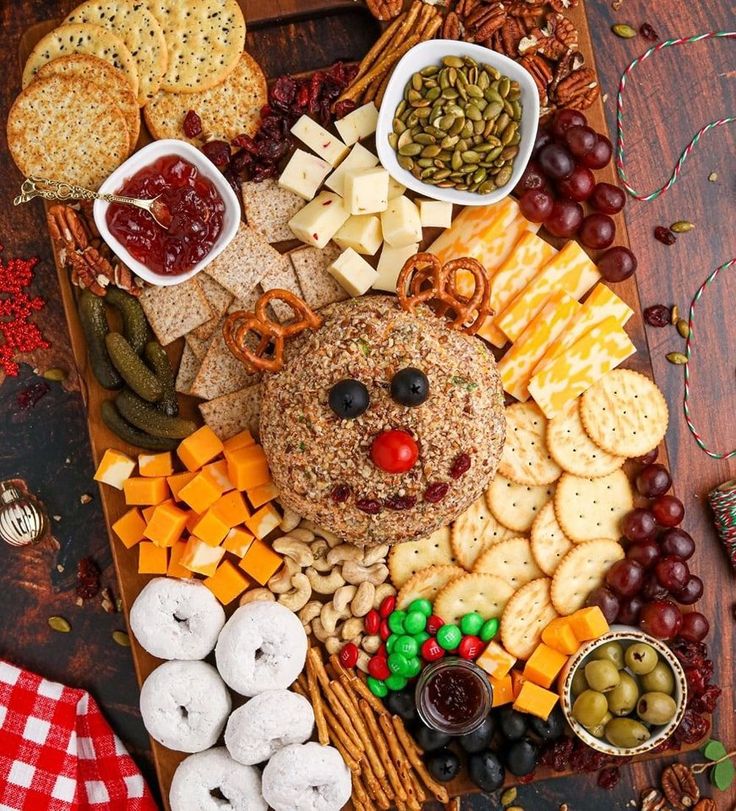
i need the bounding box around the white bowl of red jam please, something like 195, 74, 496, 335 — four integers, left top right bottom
94, 139, 240, 287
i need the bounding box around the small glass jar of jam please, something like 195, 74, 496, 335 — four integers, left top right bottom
415, 658, 493, 735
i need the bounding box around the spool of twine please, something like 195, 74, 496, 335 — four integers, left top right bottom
707, 480, 736, 567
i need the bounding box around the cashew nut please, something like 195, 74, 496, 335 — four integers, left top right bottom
288, 527, 315, 543
267, 558, 300, 594
311, 618, 330, 643
278, 573, 312, 612
356, 651, 370, 673
279, 507, 302, 532
298, 600, 322, 628
239, 588, 275, 606
309, 540, 333, 573
320, 602, 351, 635
351, 581, 375, 617
272, 536, 313, 567
373, 582, 397, 609
341, 617, 364, 641
327, 543, 364, 566
301, 520, 341, 547
362, 544, 390, 566
342, 561, 389, 586
332, 584, 357, 613
362, 634, 381, 654
325, 636, 342, 655
306, 566, 346, 594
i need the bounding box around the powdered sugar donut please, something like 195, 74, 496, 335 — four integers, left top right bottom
215, 602, 307, 697
130, 577, 225, 661
225, 690, 314, 765
170, 747, 267, 811
140, 660, 231, 753
262, 742, 351, 811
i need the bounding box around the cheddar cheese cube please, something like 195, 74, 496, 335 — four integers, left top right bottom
168, 540, 193, 579
185, 510, 201, 534
204, 560, 250, 605
144, 501, 189, 548
568, 606, 609, 641
222, 527, 255, 558
246, 481, 279, 510
123, 476, 169, 506
513, 681, 559, 721
179, 537, 225, 576
511, 669, 526, 699
94, 449, 135, 490
167, 471, 197, 501
138, 542, 168, 575
523, 643, 568, 689
202, 460, 235, 493
226, 445, 271, 492
223, 430, 255, 452
138, 452, 174, 478
212, 490, 250, 528
244, 503, 281, 540
179, 471, 223, 514
239, 539, 282, 585
476, 641, 517, 680
192, 509, 230, 547
142, 505, 157, 524
177, 426, 224, 471
541, 617, 580, 655
112, 508, 146, 549
490, 674, 514, 707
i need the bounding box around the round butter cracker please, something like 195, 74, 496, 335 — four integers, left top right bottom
434, 572, 515, 625
486, 474, 555, 534
500, 577, 558, 660
498, 402, 561, 486
530, 501, 573, 576
388, 526, 456, 588
396, 564, 466, 610
451, 495, 515, 570
473, 536, 543, 590
554, 469, 633, 543
550, 539, 625, 615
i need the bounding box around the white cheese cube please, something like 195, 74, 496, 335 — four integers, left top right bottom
373, 243, 420, 292
380, 196, 423, 247
334, 102, 379, 145
328, 248, 378, 296
324, 143, 378, 196
334, 215, 383, 255
419, 199, 453, 229
344, 167, 389, 215
290, 115, 349, 166
288, 192, 350, 249
278, 148, 331, 200
388, 176, 406, 200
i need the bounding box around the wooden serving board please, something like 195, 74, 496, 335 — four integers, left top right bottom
18, 1, 695, 807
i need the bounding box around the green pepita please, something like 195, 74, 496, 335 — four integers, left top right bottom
666, 352, 688, 365
676, 318, 690, 339
398, 142, 422, 157
671, 220, 695, 233
495, 165, 513, 187
49, 616, 71, 633
113, 630, 131, 647
499, 77, 511, 97
500, 787, 518, 807
397, 155, 414, 172
466, 104, 482, 121
43, 367, 67, 382
420, 65, 439, 77
612, 23, 638, 38
414, 132, 436, 145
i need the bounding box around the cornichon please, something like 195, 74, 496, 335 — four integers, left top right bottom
115, 388, 196, 439
144, 341, 179, 417
100, 400, 178, 451
104, 287, 151, 354
77, 291, 122, 390
105, 333, 163, 402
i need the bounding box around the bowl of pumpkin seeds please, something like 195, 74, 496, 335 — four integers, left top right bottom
376, 40, 539, 206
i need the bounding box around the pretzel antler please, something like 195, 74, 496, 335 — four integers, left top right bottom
396, 252, 492, 335
223, 289, 324, 373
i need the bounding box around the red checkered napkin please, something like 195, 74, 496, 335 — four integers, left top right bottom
0, 660, 158, 811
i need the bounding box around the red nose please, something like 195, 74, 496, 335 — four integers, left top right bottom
370, 430, 419, 473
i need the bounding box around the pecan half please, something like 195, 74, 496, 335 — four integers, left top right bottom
639, 788, 668, 811
506, 1, 543, 24
465, 1, 507, 42
540, 12, 579, 59
47, 205, 89, 253
553, 65, 599, 110
456, 0, 481, 16
661, 763, 700, 810
491, 15, 528, 55
442, 10, 464, 39
693, 800, 716, 811
68, 248, 110, 297
365, 0, 402, 21
519, 54, 553, 105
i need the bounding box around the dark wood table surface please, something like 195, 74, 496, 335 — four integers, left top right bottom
1, 1, 734, 808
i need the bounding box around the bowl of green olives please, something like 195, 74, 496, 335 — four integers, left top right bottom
559, 627, 687, 757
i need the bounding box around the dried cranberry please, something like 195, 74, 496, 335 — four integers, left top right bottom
673, 708, 709, 744
232, 134, 258, 154
384, 494, 417, 511
182, 109, 202, 138
271, 76, 297, 109
356, 498, 382, 515
670, 637, 708, 667
640, 23, 659, 41
76, 556, 101, 599
597, 767, 620, 790
16, 380, 49, 410
424, 482, 449, 503
654, 225, 676, 245
539, 738, 574, 772
333, 99, 357, 120
331, 484, 351, 504
201, 140, 231, 169
450, 453, 471, 479
690, 684, 721, 714
643, 304, 671, 327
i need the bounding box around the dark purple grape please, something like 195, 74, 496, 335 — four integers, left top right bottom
564, 125, 597, 158
659, 528, 695, 560
679, 611, 709, 642
606, 559, 645, 597
590, 182, 626, 214
598, 246, 637, 282
617, 596, 644, 625
642, 575, 669, 601
545, 199, 583, 237
626, 540, 660, 570
538, 143, 575, 180
635, 464, 672, 498
675, 575, 703, 605
640, 599, 682, 640
557, 165, 595, 202
652, 495, 685, 527
655, 556, 690, 591
580, 135, 613, 169
585, 586, 620, 624
579, 213, 616, 250
515, 160, 548, 194
550, 109, 587, 139
519, 189, 554, 223
622, 508, 657, 542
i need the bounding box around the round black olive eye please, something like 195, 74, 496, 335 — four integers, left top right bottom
391, 367, 429, 407
328, 379, 370, 419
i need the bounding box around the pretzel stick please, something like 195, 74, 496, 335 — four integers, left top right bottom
361, 758, 392, 810
331, 681, 387, 783
340, 34, 421, 102
305, 655, 329, 745
359, 699, 407, 803
308, 646, 332, 693
352, 774, 370, 810
377, 713, 419, 795
392, 715, 450, 804
351, 7, 408, 82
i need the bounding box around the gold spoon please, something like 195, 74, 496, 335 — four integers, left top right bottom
13, 175, 172, 230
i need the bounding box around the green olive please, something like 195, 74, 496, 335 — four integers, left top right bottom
572, 689, 609, 728
584, 711, 612, 738
640, 661, 675, 695
637, 692, 677, 726
592, 641, 625, 669
570, 668, 589, 698
625, 642, 659, 675
604, 717, 651, 749
584, 660, 621, 693
606, 671, 640, 716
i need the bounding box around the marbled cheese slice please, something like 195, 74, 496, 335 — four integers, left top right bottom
527, 316, 636, 418
497, 291, 582, 402
532, 283, 634, 378
496, 241, 600, 342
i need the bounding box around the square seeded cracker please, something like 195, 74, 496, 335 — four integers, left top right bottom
289, 243, 349, 310
189, 324, 260, 401
139, 277, 213, 345
175, 341, 201, 394
199, 383, 261, 440
242, 179, 304, 243
188, 273, 233, 342
259, 262, 305, 322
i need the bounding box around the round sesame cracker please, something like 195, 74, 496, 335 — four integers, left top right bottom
396, 564, 466, 610
388, 527, 456, 588
473, 536, 543, 590
434, 572, 515, 625
451, 495, 515, 571
530, 501, 573, 576
486, 474, 555, 534
550, 539, 625, 616
500, 577, 558, 660
498, 402, 561, 486
554, 469, 633, 543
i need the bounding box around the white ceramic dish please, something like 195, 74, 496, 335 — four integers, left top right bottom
93, 139, 240, 287
375, 39, 539, 207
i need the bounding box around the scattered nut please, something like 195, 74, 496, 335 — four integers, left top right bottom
325, 636, 342, 655
298, 600, 322, 627
332, 584, 358, 612
311, 617, 330, 642
362, 634, 382, 654
239, 588, 275, 606
309, 539, 333, 572
268, 558, 300, 594
327, 543, 364, 566
272, 536, 314, 567
373, 582, 397, 608
278, 573, 312, 612
351, 581, 375, 617
356, 650, 370, 673
342, 561, 390, 586
341, 617, 364, 641
279, 507, 302, 532
320, 602, 351, 635
306, 566, 346, 594
362, 544, 390, 566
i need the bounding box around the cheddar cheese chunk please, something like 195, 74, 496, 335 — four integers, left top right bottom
523, 643, 568, 689
202, 459, 235, 492
490, 674, 514, 707
212, 490, 250, 528
223, 430, 256, 452
185, 510, 201, 534
179, 536, 225, 576
144, 501, 189, 548
239, 539, 283, 585
513, 681, 559, 721
225, 444, 271, 491
168, 540, 193, 579
112, 508, 147, 549
167, 471, 197, 501
138, 452, 174, 478
476, 641, 517, 680
179, 471, 223, 514
177, 426, 224, 471
192, 509, 230, 547
246, 481, 279, 509
123, 476, 169, 506
204, 560, 250, 605
568, 606, 609, 642
541, 617, 580, 656
138, 542, 168, 575
94, 449, 135, 490
244, 503, 281, 540
511, 668, 526, 699
222, 527, 255, 558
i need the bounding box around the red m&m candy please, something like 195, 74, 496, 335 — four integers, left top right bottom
379, 595, 396, 617
338, 642, 359, 669
458, 635, 484, 660
364, 609, 380, 635
427, 615, 444, 635
367, 655, 390, 681
421, 638, 445, 662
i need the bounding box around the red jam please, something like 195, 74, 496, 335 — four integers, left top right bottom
416, 658, 493, 734
106, 155, 225, 276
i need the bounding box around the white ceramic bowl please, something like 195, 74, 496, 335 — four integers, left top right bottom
376, 40, 539, 207
559, 626, 688, 758
93, 139, 240, 287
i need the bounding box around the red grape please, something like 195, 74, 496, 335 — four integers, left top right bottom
551, 109, 587, 139
585, 586, 620, 624
590, 182, 626, 215
533, 129, 553, 157
622, 508, 657, 541
655, 556, 690, 591
605, 559, 645, 597
580, 135, 613, 169
557, 165, 595, 202
639, 599, 682, 640
564, 125, 597, 158
519, 189, 554, 223
642, 575, 669, 601
545, 200, 583, 237
652, 495, 685, 527
635, 448, 659, 465
579, 213, 616, 250
635, 464, 672, 498
626, 540, 660, 569
678, 611, 709, 642
659, 528, 695, 560
515, 160, 548, 194
538, 143, 575, 180
675, 575, 703, 605
597, 246, 638, 282
617, 596, 644, 626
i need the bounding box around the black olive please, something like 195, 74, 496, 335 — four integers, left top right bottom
458, 714, 495, 753
328, 379, 369, 419
385, 690, 417, 724
529, 707, 565, 741
390, 367, 429, 407
497, 706, 528, 741
505, 737, 539, 776
468, 750, 505, 792
413, 721, 452, 752
424, 748, 461, 783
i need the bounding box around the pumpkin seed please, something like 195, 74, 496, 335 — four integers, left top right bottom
113, 630, 131, 647
451, 151, 464, 171
612, 23, 638, 38
671, 304, 679, 324
43, 368, 67, 382
414, 106, 431, 119
496, 165, 513, 187
484, 87, 503, 104
466, 104, 482, 121
414, 132, 436, 145
417, 158, 434, 168
666, 352, 688, 365
472, 167, 487, 184
421, 65, 439, 77
501, 788, 518, 807
462, 150, 481, 164
676, 318, 690, 339
388, 133, 398, 149
441, 134, 460, 149
443, 55, 464, 68
398, 155, 414, 171
671, 220, 695, 233
420, 167, 437, 179
484, 100, 503, 120
434, 168, 451, 180
501, 145, 519, 160
399, 143, 422, 157
397, 129, 413, 149
392, 118, 406, 135
499, 77, 511, 97
421, 144, 442, 158
426, 87, 441, 102
412, 73, 423, 91
479, 179, 496, 193
49, 616, 71, 633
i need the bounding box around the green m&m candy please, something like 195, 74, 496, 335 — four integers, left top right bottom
436, 623, 462, 651
385, 673, 408, 692
405, 656, 422, 678
407, 598, 432, 616
460, 612, 484, 636
386, 634, 398, 654
414, 631, 430, 647
388, 610, 406, 634
480, 617, 499, 642
395, 635, 419, 658
403, 610, 427, 635
388, 652, 410, 676
367, 676, 388, 698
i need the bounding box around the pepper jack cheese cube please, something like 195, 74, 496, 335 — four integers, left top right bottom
212, 490, 250, 528
177, 426, 224, 472
180, 536, 225, 577
380, 196, 422, 247
138, 542, 168, 575
541, 617, 580, 655
204, 560, 250, 605
225, 444, 271, 491
523, 643, 568, 689
144, 501, 190, 548
244, 503, 281, 540
328, 248, 378, 297
289, 192, 350, 249
246, 481, 279, 509
138, 452, 174, 478
222, 527, 255, 557
568, 606, 609, 641
123, 477, 169, 506
192, 509, 230, 547
418, 199, 453, 229
94, 449, 135, 490
324, 143, 378, 196
373, 242, 420, 293
291, 114, 349, 166
112, 508, 147, 549
239, 538, 283, 584
167, 471, 196, 501
278, 148, 332, 200
490, 674, 514, 707
476, 641, 517, 680
334, 215, 383, 256
178, 471, 223, 514
334, 102, 378, 145
344, 166, 389, 215
513, 681, 559, 721
168, 540, 193, 579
